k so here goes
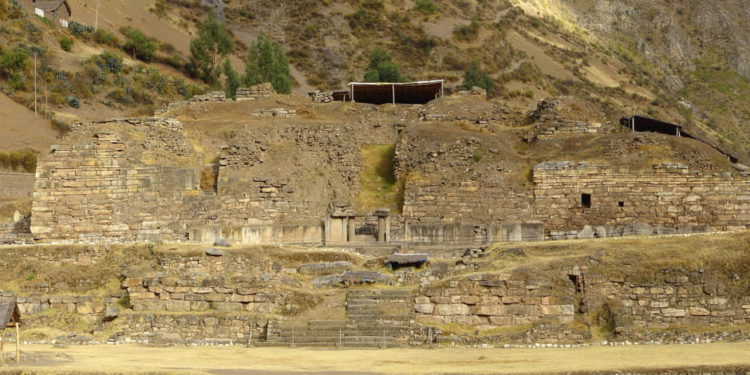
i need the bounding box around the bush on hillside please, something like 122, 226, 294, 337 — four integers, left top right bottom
93, 50, 123, 74
363, 47, 404, 82
59, 36, 73, 52
414, 0, 438, 14
0, 45, 29, 77
121, 27, 158, 62
462, 60, 493, 92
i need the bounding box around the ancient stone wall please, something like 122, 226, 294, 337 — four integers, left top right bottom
402, 180, 534, 224
31, 131, 201, 242
0, 172, 34, 198
534, 161, 750, 232
416, 268, 750, 343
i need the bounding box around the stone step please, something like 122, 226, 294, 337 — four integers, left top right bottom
308, 320, 347, 328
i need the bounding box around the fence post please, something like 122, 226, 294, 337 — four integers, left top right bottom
291, 327, 295, 348
339, 328, 342, 348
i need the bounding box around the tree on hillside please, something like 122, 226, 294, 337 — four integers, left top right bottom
364, 47, 404, 82
462, 60, 493, 92
242, 33, 291, 94
122, 27, 158, 62
223, 59, 240, 100
189, 11, 234, 86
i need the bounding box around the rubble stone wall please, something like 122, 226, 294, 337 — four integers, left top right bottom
534, 161, 750, 232
416, 269, 750, 343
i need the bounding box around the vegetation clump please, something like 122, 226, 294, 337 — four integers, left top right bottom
121, 27, 158, 62
243, 33, 292, 94
462, 60, 494, 93
189, 11, 234, 85
364, 47, 404, 82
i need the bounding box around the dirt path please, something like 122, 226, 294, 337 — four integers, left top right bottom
6, 342, 750, 374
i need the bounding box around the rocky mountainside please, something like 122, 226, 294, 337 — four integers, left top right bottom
2, 0, 750, 162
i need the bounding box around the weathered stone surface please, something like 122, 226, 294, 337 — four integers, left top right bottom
415, 303, 435, 314
662, 308, 687, 317
205, 248, 225, 257
298, 261, 353, 276
689, 307, 711, 316
435, 304, 470, 316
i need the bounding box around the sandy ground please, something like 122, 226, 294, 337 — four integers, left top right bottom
4, 342, 750, 374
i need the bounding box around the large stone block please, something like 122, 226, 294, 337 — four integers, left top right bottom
435, 303, 470, 316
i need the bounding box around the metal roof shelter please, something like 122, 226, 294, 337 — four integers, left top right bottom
621, 115, 740, 163
348, 80, 444, 105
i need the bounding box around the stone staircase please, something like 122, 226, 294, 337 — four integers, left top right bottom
266, 289, 415, 347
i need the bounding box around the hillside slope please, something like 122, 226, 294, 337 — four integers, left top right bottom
2, 0, 750, 163
0, 92, 59, 152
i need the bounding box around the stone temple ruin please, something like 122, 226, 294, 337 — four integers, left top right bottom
1, 85, 749, 348
19, 91, 750, 247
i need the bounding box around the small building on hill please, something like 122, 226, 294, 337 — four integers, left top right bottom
23, 0, 72, 28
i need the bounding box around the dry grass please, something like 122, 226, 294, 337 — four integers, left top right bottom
8, 342, 750, 374
356, 144, 400, 212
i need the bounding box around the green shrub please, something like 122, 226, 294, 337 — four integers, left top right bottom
363, 47, 404, 82
121, 27, 158, 61
59, 36, 73, 52
93, 29, 121, 48
414, 0, 438, 14
462, 60, 493, 92
9, 71, 25, 90
94, 50, 123, 74
0, 45, 29, 77
68, 21, 94, 37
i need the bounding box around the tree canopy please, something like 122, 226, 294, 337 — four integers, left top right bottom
242, 33, 291, 94
189, 12, 234, 86
223, 59, 240, 100
364, 47, 404, 82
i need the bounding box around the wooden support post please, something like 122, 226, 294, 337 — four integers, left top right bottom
33, 53, 37, 117
0, 329, 5, 366
14, 323, 19, 363
392, 84, 396, 105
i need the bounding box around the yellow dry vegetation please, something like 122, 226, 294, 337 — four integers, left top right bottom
9, 342, 750, 374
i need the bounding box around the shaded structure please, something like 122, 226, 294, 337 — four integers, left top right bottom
349, 80, 444, 105
0, 296, 20, 363
620, 115, 740, 163
387, 253, 429, 269
23, 0, 72, 27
